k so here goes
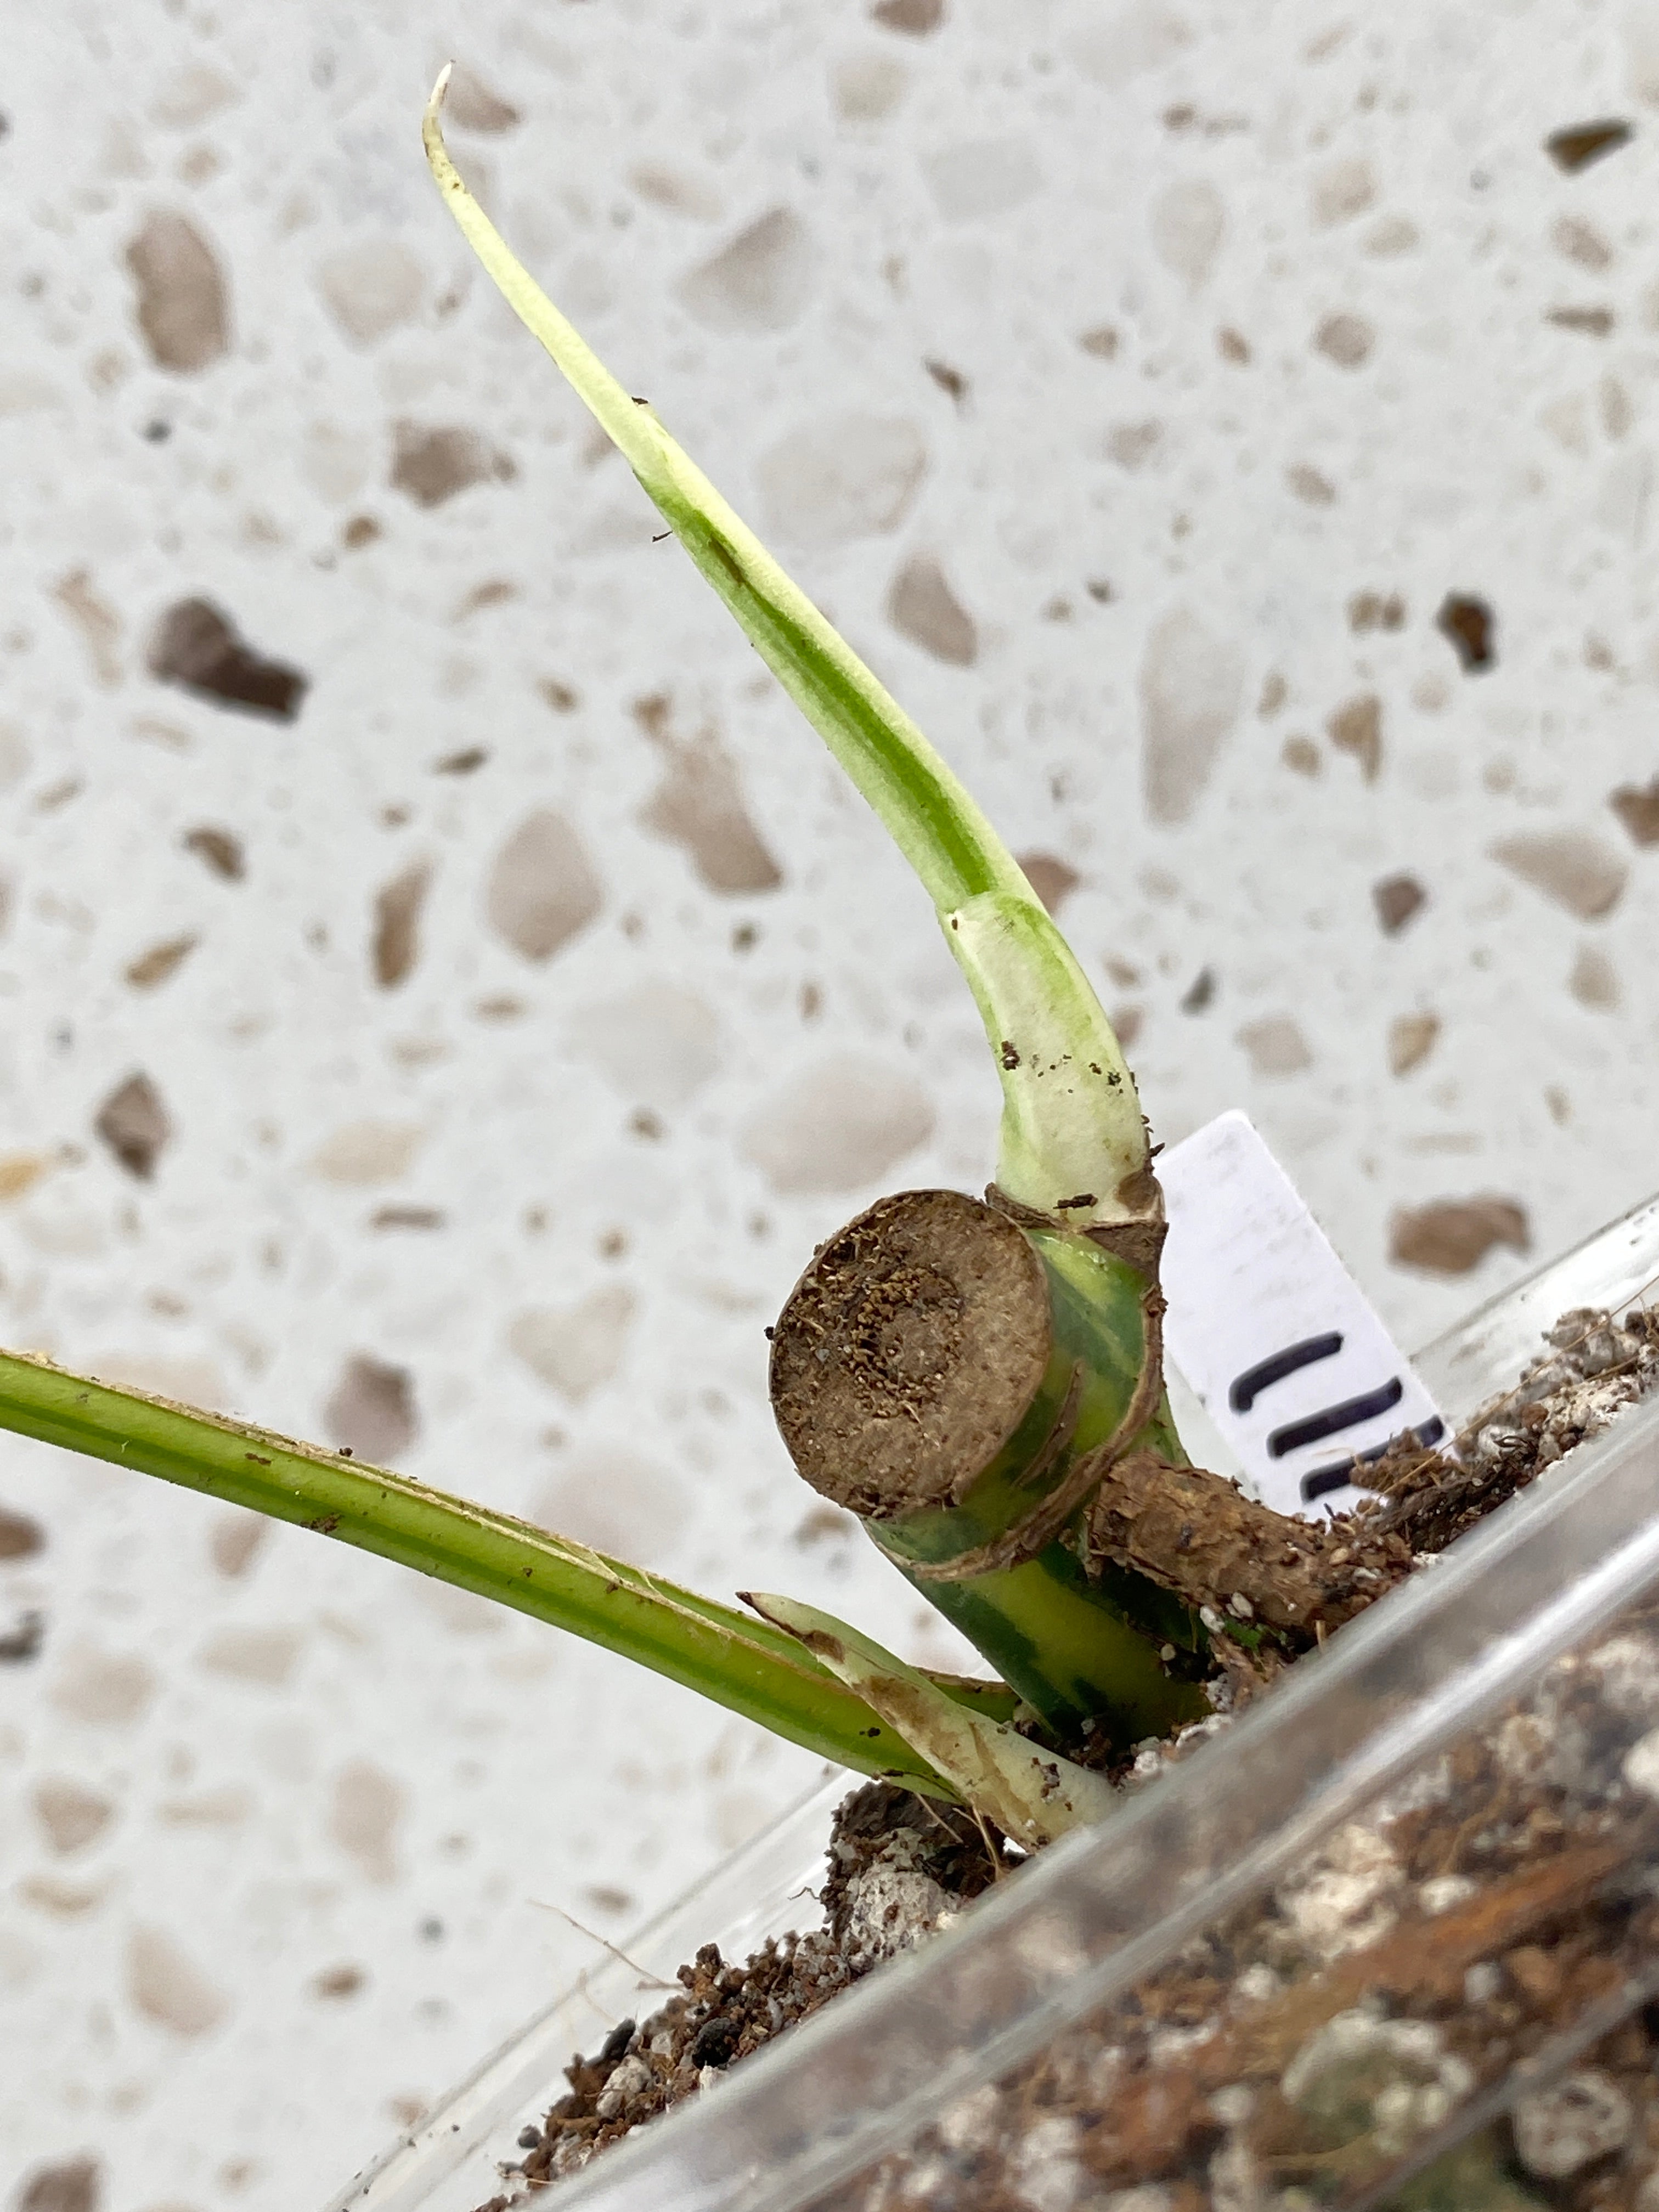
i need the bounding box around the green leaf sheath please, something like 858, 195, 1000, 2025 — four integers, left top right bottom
747, 1592, 1119, 1849
0, 1350, 979, 1793
875, 1233, 1209, 1743
421, 82, 1154, 1238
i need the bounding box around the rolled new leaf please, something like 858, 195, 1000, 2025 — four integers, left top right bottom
769, 1189, 1209, 1745
421, 76, 1160, 1268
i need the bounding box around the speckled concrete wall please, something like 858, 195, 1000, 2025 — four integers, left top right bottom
3, 4, 1657, 2208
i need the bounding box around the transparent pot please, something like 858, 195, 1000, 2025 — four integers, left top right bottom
327, 1192, 1659, 2212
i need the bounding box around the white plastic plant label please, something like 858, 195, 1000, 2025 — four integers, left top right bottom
1157, 1110, 1445, 1519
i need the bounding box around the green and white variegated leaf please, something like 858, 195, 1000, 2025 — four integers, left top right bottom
423, 74, 1154, 1244
744, 1590, 1119, 1848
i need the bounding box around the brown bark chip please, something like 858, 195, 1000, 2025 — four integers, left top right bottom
769, 1190, 1052, 1520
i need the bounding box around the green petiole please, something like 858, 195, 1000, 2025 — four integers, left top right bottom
0, 1348, 1007, 1794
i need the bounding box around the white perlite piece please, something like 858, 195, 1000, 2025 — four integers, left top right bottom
934, 2084, 1002, 2157
1466, 1310, 1659, 1477
1275, 1821, 1403, 1959
1494, 1708, 1593, 1796
1582, 1633, 1659, 1720
839, 1857, 960, 1966
1510, 2069, 1633, 2179
1006, 2113, 1088, 2212
1419, 1874, 1479, 1915
1206, 2135, 1261, 2212
1282, 2008, 1474, 2158
1621, 1725, 1659, 1800
594, 2054, 652, 2121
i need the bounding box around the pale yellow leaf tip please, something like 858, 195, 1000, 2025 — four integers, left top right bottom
423, 65, 457, 176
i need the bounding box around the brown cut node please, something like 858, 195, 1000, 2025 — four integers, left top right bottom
984, 1180, 1167, 1284
768, 1189, 1052, 1521
1085, 1214, 1167, 1282
1082, 1451, 1416, 1641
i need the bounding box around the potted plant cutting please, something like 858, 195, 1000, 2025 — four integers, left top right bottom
8, 74, 1659, 2212
0, 67, 1423, 1856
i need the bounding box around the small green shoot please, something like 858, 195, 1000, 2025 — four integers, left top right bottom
421, 70, 1157, 1256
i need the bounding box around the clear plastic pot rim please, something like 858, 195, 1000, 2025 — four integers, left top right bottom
326, 1188, 1659, 2212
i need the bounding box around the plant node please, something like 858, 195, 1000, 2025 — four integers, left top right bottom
770, 1188, 1209, 1743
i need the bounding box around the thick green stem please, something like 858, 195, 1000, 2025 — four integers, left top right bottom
0, 1349, 1010, 1792
876, 1232, 1207, 1741
770, 1193, 1207, 1747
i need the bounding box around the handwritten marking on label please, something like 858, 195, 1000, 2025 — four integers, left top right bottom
1158, 1110, 1445, 1519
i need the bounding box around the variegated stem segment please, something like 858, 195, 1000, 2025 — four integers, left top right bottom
873, 1229, 1209, 1743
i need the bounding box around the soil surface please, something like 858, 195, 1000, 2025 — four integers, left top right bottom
478, 1304, 1659, 2212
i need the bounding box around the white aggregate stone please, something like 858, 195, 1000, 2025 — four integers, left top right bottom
1511, 2069, 1633, 2179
